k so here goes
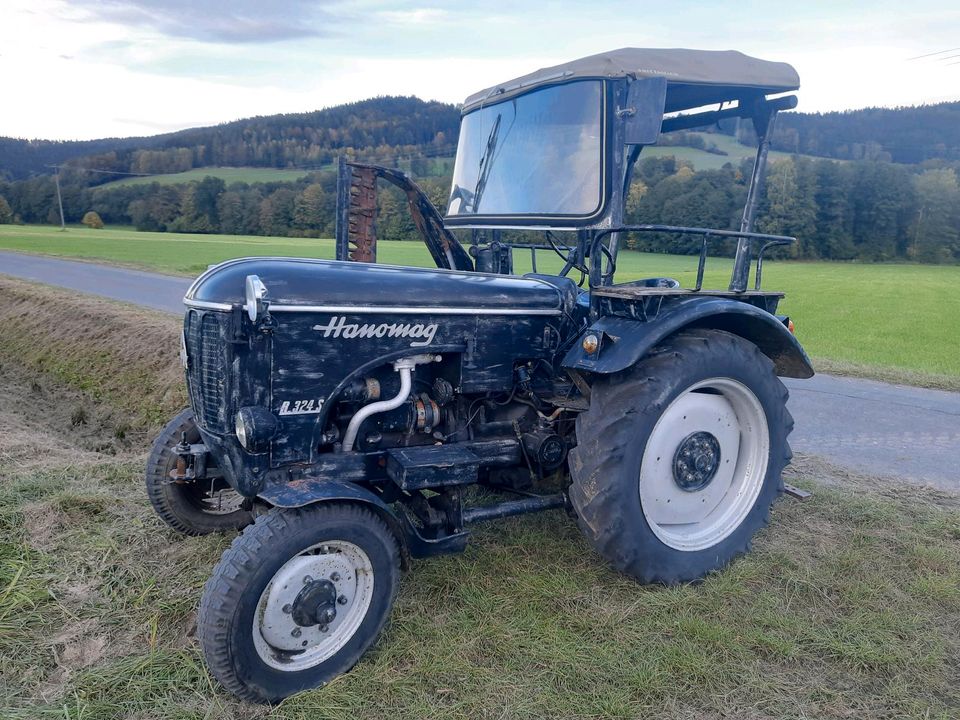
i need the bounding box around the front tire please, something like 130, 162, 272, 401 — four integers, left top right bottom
569, 329, 793, 584
197, 503, 401, 703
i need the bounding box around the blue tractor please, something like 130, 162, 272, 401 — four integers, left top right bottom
146, 48, 813, 702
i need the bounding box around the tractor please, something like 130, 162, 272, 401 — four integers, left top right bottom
146, 48, 813, 702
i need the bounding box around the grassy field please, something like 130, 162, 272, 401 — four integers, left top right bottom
2, 224, 958, 383
643, 132, 799, 171
0, 278, 957, 719
96, 167, 312, 189
89, 136, 795, 190
96, 157, 453, 190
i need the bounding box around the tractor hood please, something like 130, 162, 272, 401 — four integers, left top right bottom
184, 257, 566, 315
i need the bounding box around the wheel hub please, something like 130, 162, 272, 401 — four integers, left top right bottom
290, 578, 338, 627
672, 431, 721, 491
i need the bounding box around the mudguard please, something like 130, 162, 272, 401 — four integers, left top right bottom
256, 477, 469, 561
562, 295, 814, 378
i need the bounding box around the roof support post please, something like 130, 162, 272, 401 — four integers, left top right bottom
335, 156, 352, 262
730, 105, 778, 292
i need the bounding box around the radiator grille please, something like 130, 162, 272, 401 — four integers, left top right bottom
185, 310, 227, 432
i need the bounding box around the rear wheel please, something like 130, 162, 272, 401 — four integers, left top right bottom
569, 329, 793, 584
145, 408, 251, 536
197, 503, 401, 703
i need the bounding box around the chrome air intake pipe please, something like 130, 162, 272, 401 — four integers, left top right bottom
340, 355, 440, 452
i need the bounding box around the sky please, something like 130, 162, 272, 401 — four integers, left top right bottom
1, 0, 958, 141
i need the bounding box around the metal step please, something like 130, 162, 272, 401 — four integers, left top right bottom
386, 445, 480, 491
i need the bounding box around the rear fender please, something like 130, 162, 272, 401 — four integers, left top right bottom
562, 296, 814, 378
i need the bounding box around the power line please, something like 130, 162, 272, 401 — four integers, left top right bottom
48, 164, 170, 176
907, 47, 960, 60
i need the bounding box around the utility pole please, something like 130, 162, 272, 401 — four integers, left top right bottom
47, 164, 66, 230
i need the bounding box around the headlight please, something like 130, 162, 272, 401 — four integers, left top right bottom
235, 406, 279, 453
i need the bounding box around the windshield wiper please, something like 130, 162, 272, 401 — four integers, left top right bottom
471, 112, 502, 214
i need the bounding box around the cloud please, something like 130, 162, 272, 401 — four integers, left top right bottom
68, 0, 334, 43
377, 8, 448, 25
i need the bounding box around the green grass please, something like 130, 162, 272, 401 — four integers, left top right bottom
0, 262, 957, 719
96, 167, 312, 189
1, 450, 958, 719
1, 224, 959, 380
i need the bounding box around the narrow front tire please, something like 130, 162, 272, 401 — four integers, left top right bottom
197, 503, 401, 703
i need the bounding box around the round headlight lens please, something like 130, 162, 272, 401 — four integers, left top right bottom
235, 412, 249, 448
235, 406, 278, 453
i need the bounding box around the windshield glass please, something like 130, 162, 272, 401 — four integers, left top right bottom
447, 80, 604, 219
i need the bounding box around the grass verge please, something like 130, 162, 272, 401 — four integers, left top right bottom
0, 276, 185, 440
0, 281, 956, 718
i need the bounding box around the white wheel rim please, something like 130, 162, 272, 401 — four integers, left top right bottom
639, 377, 769, 552
252, 540, 375, 672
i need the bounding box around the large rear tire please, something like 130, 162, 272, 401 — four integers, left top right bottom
197, 503, 401, 703
145, 408, 251, 536
569, 329, 793, 584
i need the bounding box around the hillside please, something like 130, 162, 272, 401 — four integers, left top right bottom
3, 97, 960, 184
771, 101, 960, 163
0, 96, 460, 181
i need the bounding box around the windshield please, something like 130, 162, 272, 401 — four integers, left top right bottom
446, 80, 604, 220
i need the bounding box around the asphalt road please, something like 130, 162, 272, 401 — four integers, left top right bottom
3, 250, 958, 491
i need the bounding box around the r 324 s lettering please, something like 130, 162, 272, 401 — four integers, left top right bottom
146, 47, 814, 703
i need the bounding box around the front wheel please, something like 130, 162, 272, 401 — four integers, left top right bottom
197, 503, 401, 703
569, 329, 793, 584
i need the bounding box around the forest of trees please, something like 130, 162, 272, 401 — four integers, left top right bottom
1, 96, 959, 263
2, 153, 957, 263
767, 101, 960, 164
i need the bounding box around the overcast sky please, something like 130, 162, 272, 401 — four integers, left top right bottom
2, 0, 959, 141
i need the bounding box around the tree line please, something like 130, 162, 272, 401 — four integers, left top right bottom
624, 156, 959, 263
2, 153, 957, 263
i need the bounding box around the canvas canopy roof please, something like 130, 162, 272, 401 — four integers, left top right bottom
461, 48, 800, 114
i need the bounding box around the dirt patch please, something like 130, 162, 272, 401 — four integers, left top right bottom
0, 361, 137, 467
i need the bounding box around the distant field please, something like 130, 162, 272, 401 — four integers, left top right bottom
1, 224, 958, 380
96, 166, 312, 189
643, 132, 802, 171
96, 157, 454, 189
90, 136, 797, 189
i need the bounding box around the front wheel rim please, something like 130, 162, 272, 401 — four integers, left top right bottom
252, 540, 375, 672
639, 377, 770, 552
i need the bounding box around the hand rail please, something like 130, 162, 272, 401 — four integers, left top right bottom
587, 225, 795, 291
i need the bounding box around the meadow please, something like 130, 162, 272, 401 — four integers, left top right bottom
89, 135, 798, 190
2, 224, 957, 382
96, 167, 312, 188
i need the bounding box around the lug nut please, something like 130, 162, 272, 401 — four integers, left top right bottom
337, 594, 348, 605
282, 604, 292, 614
291, 628, 302, 638
303, 575, 313, 584
319, 624, 329, 633
330, 572, 341, 582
